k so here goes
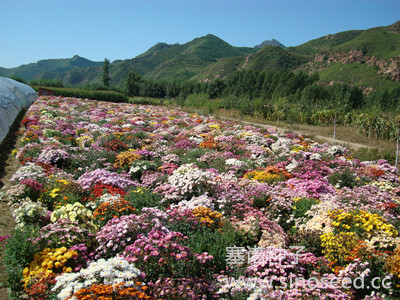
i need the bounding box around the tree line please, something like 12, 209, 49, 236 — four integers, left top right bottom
14, 57, 400, 133
126, 68, 400, 117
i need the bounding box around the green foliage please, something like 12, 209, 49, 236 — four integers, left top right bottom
181, 148, 208, 167
184, 93, 209, 108
136, 34, 249, 80
353, 147, 396, 165
209, 157, 227, 173
0, 55, 102, 84
29, 78, 64, 87
128, 160, 159, 181
337, 27, 400, 59
78, 82, 124, 93
365, 87, 400, 112
245, 45, 308, 71
126, 71, 142, 96
133, 131, 147, 139
292, 197, 319, 220
31, 86, 128, 103
318, 63, 400, 91
328, 168, 359, 189
177, 221, 255, 272
8, 75, 26, 83
206, 79, 226, 98
2, 226, 42, 298
192, 56, 245, 82
291, 229, 324, 257
102, 58, 110, 87
139, 80, 166, 98
124, 187, 164, 211
287, 30, 363, 57
128, 97, 165, 105
252, 193, 271, 210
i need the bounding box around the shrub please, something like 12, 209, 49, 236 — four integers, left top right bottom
328, 168, 358, 188
291, 229, 324, 257
30, 79, 64, 87
124, 187, 163, 212
292, 197, 319, 221
184, 221, 254, 273
128, 97, 165, 105
32, 86, 128, 102
2, 226, 42, 298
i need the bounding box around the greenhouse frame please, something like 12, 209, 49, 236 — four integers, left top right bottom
0, 77, 37, 143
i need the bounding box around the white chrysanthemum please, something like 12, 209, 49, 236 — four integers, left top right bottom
285, 160, 298, 173
225, 158, 247, 167
170, 195, 215, 211
188, 136, 204, 144
52, 257, 142, 300
97, 193, 121, 204
168, 164, 213, 196
326, 145, 347, 156
270, 138, 292, 154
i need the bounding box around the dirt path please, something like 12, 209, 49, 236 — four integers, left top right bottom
177, 106, 374, 151
0, 155, 18, 300
0, 111, 24, 300
237, 119, 372, 151
239, 55, 251, 70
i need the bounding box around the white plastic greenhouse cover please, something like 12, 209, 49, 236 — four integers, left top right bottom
0, 77, 38, 143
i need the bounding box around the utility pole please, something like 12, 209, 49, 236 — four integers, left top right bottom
395, 122, 400, 171
333, 113, 337, 144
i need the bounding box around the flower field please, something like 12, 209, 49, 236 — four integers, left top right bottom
1, 96, 400, 299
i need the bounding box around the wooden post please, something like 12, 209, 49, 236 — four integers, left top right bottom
333, 114, 337, 145
396, 123, 400, 171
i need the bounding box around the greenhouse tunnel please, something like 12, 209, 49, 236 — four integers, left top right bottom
0, 77, 38, 144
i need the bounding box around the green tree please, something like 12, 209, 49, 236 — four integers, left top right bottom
9, 75, 26, 83
126, 70, 142, 96
206, 79, 226, 99
103, 58, 110, 87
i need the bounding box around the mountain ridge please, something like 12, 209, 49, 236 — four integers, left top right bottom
1, 21, 399, 90
255, 39, 286, 49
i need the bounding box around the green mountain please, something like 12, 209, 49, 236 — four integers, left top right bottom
286, 30, 363, 57
1, 21, 399, 90
0, 34, 254, 86
198, 21, 400, 88
131, 34, 252, 79
193, 45, 307, 81
0, 55, 103, 82
292, 21, 400, 88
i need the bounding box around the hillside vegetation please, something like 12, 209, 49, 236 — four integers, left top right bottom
0, 55, 102, 82
0, 21, 399, 91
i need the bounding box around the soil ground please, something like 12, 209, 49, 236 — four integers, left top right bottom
0, 111, 24, 300
226, 117, 372, 151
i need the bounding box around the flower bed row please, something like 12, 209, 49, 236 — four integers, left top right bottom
1, 95, 400, 299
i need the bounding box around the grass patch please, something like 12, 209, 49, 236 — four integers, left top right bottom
337, 27, 400, 59
318, 63, 400, 90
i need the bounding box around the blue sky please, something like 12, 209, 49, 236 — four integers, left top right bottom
0, 0, 399, 68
